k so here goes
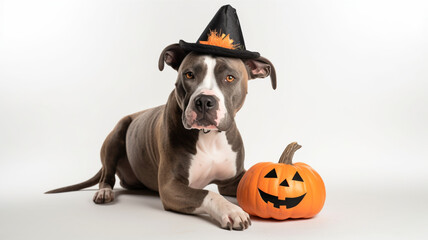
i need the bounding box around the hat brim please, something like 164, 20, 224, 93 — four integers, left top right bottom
179, 40, 260, 59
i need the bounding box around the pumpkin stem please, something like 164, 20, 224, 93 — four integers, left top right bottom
279, 142, 302, 164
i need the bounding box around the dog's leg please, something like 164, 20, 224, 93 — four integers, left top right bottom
93, 116, 133, 204
159, 167, 250, 230
217, 171, 246, 197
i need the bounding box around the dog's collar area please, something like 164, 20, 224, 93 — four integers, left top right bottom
201, 129, 222, 134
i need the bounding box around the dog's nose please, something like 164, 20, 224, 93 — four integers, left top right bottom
194, 95, 217, 113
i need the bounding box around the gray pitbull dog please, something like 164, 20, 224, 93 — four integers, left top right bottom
47, 44, 276, 230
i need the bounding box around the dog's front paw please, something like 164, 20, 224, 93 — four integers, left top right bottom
93, 188, 115, 204
213, 202, 251, 230
198, 191, 252, 230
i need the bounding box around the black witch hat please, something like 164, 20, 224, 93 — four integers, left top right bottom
179, 5, 260, 59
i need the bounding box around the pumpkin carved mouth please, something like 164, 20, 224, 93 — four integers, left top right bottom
258, 189, 306, 209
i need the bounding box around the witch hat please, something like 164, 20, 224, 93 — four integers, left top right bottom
179, 5, 260, 59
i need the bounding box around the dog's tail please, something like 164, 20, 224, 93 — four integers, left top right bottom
45, 169, 102, 194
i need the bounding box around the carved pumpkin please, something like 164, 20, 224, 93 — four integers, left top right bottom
237, 142, 326, 220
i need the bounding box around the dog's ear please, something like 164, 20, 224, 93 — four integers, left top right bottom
158, 43, 188, 71
244, 56, 277, 90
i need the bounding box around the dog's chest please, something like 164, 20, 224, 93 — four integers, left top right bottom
187, 131, 237, 189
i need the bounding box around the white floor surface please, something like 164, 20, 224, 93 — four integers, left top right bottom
1, 182, 427, 240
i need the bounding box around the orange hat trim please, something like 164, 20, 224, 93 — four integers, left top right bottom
199, 30, 240, 50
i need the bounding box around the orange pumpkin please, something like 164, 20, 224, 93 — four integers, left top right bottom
237, 142, 326, 220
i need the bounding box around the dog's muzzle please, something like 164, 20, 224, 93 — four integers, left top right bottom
183, 94, 222, 131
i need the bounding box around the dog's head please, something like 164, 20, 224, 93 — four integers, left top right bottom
159, 43, 276, 132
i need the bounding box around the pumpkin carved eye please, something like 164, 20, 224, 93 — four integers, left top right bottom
292, 172, 304, 182
264, 169, 277, 178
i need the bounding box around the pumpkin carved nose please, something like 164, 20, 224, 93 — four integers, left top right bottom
280, 179, 289, 187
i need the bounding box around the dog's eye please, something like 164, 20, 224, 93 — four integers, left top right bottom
185, 72, 194, 79
225, 75, 235, 82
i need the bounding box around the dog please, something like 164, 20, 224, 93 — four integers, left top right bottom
47, 4, 277, 230
47, 44, 276, 230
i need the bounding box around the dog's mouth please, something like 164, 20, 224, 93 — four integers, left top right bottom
258, 189, 306, 209
183, 119, 219, 131
190, 119, 218, 130
183, 109, 220, 131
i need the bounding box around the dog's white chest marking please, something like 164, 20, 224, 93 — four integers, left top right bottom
188, 131, 237, 189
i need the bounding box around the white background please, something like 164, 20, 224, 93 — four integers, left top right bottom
1, 0, 428, 239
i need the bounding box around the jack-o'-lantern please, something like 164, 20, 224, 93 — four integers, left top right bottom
237, 142, 326, 220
